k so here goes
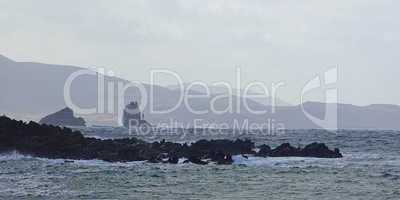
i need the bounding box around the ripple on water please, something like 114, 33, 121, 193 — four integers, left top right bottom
1, 130, 400, 199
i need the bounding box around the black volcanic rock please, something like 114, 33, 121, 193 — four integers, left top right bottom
256, 144, 272, 157
269, 143, 301, 157
300, 143, 343, 158
257, 143, 342, 158
39, 107, 86, 127
210, 151, 233, 165
167, 154, 179, 164
0, 116, 343, 165
189, 139, 256, 156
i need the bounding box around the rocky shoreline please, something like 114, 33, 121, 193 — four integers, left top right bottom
0, 116, 342, 165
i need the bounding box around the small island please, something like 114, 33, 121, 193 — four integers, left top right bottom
0, 116, 342, 165
39, 107, 86, 127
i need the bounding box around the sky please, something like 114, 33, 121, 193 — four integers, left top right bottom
0, 0, 399, 105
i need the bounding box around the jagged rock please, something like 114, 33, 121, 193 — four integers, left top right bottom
269, 143, 300, 157
300, 142, 343, 158
256, 144, 271, 157
167, 155, 179, 164
39, 107, 85, 127
210, 151, 233, 165
0, 115, 343, 165
189, 139, 256, 156
256, 142, 342, 158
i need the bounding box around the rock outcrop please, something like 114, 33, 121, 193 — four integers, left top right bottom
122, 101, 150, 128
39, 107, 86, 127
256, 143, 342, 158
0, 116, 342, 165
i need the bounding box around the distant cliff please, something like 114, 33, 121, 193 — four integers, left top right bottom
39, 107, 86, 127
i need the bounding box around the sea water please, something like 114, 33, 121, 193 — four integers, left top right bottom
0, 129, 399, 199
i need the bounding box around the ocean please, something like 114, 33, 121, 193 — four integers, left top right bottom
0, 129, 399, 199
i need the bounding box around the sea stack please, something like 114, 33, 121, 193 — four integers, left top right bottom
39, 107, 86, 127
122, 101, 150, 128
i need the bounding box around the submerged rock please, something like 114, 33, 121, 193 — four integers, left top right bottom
39, 107, 85, 127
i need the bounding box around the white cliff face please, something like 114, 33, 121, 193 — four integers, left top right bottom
39, 107, 86, 127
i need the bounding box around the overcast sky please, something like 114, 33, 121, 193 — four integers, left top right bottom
1, 0, 399, 105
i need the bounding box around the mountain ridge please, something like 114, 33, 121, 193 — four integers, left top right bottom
1, 54, 400, 129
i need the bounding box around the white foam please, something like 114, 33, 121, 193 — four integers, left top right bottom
0, 151, 146, 167
0, 151, 31, 161
232, 155, 343, 168
178, 158, 187, 164
68, 159, 146, 167
45, 158, 146, 167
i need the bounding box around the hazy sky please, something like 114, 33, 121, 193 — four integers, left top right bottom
1, 0, 399, 105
